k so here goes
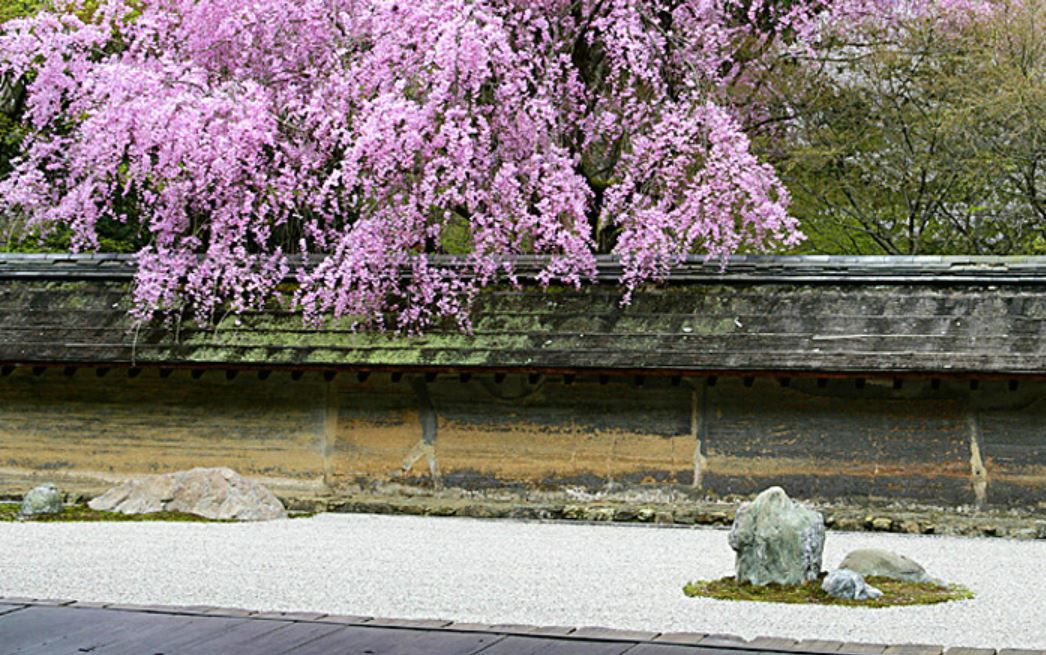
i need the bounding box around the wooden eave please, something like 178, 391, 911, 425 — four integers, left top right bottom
2, 254, 1045, 379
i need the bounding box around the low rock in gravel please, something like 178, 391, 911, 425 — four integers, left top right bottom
19, 483, 62, 516
822, 568, 883, 601
839, 548, 940, 585
89, 467, 286, 521
728, 486, 825, 586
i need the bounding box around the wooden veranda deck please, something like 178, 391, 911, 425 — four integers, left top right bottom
0, 598, 1033, 655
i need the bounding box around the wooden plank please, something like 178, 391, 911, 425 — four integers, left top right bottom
748, 638, 800, 650
0, 606, 122, 653
15, 613, 194, 655
173, 622, 344, 655
87, 614, 258, 655
486, 623, 563, 635
654, 633, 709, 645
467, 635, 638, 655
837, 644, 889, 655
443, 622, 496, 632
570, 627, 661, 641
629, 647, 782, 655
882, 646, 944, 655
282, 624, 504, 655
363, 617, 453, 628
165, 619, 309, 655
795, 641, 846, 653
699, 635, 749, 647
509, 625, 577, 637
250, 610, 329, 621
1, 607, 206, 655
317, 613, 373, 625
0, 604, 25, 617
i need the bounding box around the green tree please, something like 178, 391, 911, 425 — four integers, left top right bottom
763, 0, 1045, 255
0, 1, 44, 23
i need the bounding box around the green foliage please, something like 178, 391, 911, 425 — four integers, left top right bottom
683, 575, 974, 607
759, 1, 1045, 255
0, 0, 45, 23
0, 107, 27, 177
1, 1, 116, 23
439, 212, 474, 255
0, 221, 142, 252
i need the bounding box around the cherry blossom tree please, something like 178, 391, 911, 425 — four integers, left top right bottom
0, 0, 986, 330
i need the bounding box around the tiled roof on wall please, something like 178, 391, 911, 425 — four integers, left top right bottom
2, 254, 1044, 376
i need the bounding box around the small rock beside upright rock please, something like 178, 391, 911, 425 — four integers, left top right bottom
822, 569, 883, 601
19, 483, 63, 516
839, 548, 941, 585
728, 486, 825, 586
89, 467, 286, 521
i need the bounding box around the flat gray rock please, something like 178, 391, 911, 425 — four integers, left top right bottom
19, 483, 62, 516
88, 467, 286, 521
728, 486, 825, 586
822, 568, 883, 601
839, 549, 940, 585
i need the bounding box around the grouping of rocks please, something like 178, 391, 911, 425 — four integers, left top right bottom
728, 486, 943, 601
14, 468, 287, 522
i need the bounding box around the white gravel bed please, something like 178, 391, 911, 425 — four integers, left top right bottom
0, 513, 1043, 649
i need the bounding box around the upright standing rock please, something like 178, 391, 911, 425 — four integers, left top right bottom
728, 486, 825, 586
19, 483, 63, 516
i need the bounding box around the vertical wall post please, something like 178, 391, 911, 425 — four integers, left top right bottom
322, 378, 339, 492
691, 383, 709, 489
966, 410, 989, 508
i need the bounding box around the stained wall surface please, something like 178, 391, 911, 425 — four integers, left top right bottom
0, 369, 328, 494
2, 369, 1042, 507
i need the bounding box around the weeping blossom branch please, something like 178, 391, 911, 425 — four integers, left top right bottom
0, 0, 983, 331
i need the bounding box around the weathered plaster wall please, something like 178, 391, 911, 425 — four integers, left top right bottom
1, 368, 1042, 507
330, 375, 694, 490
0, 368, 328, 494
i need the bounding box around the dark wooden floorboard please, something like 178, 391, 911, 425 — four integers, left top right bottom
0, 606, 130, 654
90, 614, 283, 655
472, 635, 639, 655
0, 603, 991, 655
180, 615, 347, 652
626, 646, 792, 655
286, 625, 505, 655
0, 607, 173, 654
16, 610, 237, 655
154, 616, 301, 654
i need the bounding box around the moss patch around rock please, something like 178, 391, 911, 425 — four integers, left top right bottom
683, 575, 973, 608
0, 503, 231, 523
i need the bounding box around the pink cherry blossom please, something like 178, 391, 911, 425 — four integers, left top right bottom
0, 0, 985, 331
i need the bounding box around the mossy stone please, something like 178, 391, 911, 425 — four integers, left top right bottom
728, 487, 825, 586
19, 483, 62, 516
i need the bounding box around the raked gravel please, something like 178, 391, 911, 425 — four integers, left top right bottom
0, 513, 1043, 649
